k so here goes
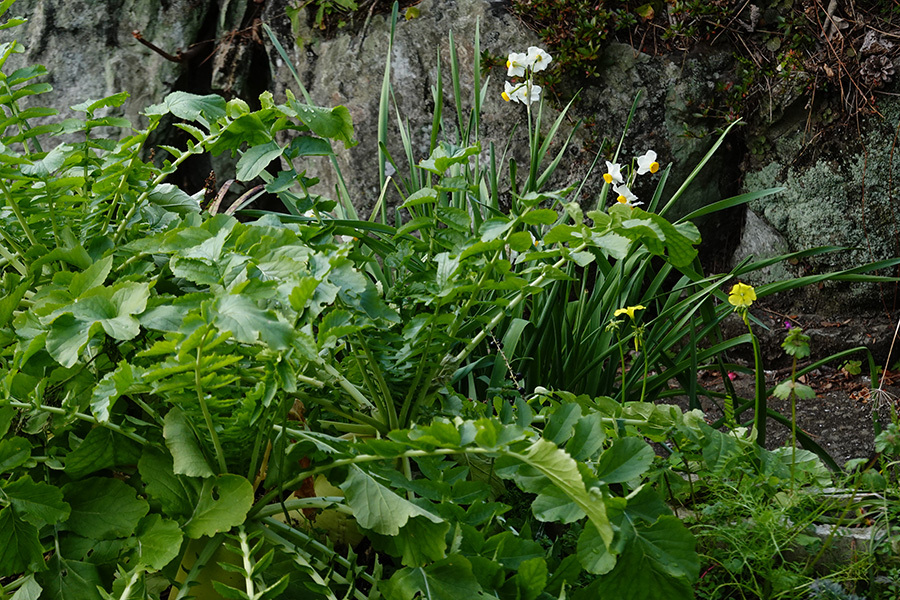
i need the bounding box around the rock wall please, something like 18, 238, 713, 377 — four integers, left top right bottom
4, 0, 900, 316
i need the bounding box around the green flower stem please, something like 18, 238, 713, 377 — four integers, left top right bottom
249, 447, 492, 517
355, 335, 398, 429
195, 327, 228, 474
253, 497, 350, 519
319, 362, 377, 412
400, 322, 437, 428
170, 534, 226, 600
284, 394, 386, 433
0, 179, 38, 248
749, 330, 767, 447
0, 240, 25, 275
448, 242, 589, 366
102, 133, 152, 235
617, 336, 628, 402
236, 527, 256, 599
6, 400, 149, 445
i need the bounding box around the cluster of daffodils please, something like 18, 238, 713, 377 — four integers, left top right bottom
501, 46, 551, 106
603, 150, 662, 208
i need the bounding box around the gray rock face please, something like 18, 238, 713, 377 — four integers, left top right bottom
4, 0, 900, 317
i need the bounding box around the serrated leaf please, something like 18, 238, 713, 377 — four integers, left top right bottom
64, 426, 142, 479
2, 475, 70, 526
289, 100, 355, 147
61, 477, 149, 540
211, 294, 293, 349
341, 466, 443, 536
184, 474, 253, 539
134, 514, 183, 569
138, 448, 200, 519
164, 407, 214, 478
68, 255, 112, 298
165, 91, 226, 124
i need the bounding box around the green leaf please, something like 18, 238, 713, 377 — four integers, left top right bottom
134, 514, 183, 569
184, 474, 254, 539
90, 361, 148, 422
61, 477, 149, 540
289, 100, 355, 147
341, 466, 443, 536
38, 554, 103, 600
10, 574, 42, 600
0, 508, 45, 577
517, 557, 548, 600
585, 516, 698, 600
506, 438, 614, 548
393, 515, 450, 567
236, 141, 283, 181
567, 413, 607, 461
64, 426, 142, 479
3, 475, 70, 526
532, 485, 584, 524
507, 231, 534, 252
138, 447, 200, 519
520, 209, 558, 225
147, 183, 201, 215
542, 403, 581, 446
68, 255, 112, 298
417, 142, 480, 174
577, 521, 617, 575
595, 437, 654, 484
0, 436, 30, 473
382, 554, 484, 600
164, 407, 215, 478
164, 91, 226, 124
401, 187, 438, 209
211, 294, 294, 349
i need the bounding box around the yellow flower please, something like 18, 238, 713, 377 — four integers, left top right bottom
728, 282, 756, 309
614, 305, 645, 319
613, 183, 642, 207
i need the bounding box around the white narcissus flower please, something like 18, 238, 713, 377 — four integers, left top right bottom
520, 83, 541, 105
506, 51, 529, 77
614, 183, 642, 207
526, 46, 552, 72
502, 81, 518, 102
603, 161, 624, 185
636, 150, 660, 175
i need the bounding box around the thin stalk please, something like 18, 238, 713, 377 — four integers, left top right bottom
399, 322, 437, 427
448, 242, 589, 365
356, 337, 397, 428
195, 327, 228, 474
0, 179, 38, 247
319, 362, 376, 411
750, 332, 767, 446
7, 400, 148, 445
254, 497, 350, 519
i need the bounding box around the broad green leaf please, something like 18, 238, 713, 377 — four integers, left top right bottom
289, 135, 333, 156
595, 437, 654, 484
64, 426, 142, 479
381, 554, 484, 600
38, 554, 103, 600
401, 187, 438, 208
699, 427, 741, 474
289, 100, 355, 147
138, 448, 200, 519
507, 438, 614, 547
482, 531, 544, 569
520, 209, 558, 225
532, 485, 584, 524
90, 361, 148, 422
236, 141, 283, 181
0, 508, 44, 577
341, 466, 443, 536
577, 521, 617, 575
72, 92, 129, 113
479, 217, 513, 242
164, 91, 226, 124
68, 255, 112, 298
566, 412, 606, 461
0, 436, 30, 473
164, 407, 214, 478
417, 142, 480, 174
147, 183, 201, 215
517, 557, 548, 600
10, 574, 42, 600
393, 515, 450, 567
211, 294, 294, 349
542, 403, 581, 446
507, 231, 535, 252
134, 514, 183, 569
586, 516, 698, 600
61, 477, 149, 540
3, 475, 70, 526
184, 474, 254, 539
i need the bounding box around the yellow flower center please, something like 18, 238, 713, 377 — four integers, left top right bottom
603, 173, 614, 184
649, 161, 659, 173
617, 195, 628, 204
506, 60, 511, 69
501, 92, 511, 102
